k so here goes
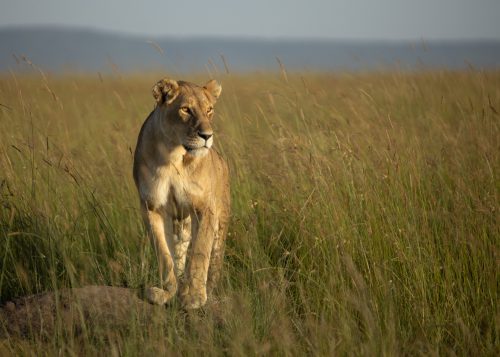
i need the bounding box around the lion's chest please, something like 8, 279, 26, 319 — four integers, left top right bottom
141, 165, 201, 215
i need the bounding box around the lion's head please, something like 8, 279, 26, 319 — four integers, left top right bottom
152, 78, 222, 158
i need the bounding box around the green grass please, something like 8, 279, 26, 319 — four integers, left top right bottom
0, 70, 498, 355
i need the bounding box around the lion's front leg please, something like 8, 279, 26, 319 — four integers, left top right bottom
180, 209, 217, 309
141, 204, 177, 305
207, 217, 228, 294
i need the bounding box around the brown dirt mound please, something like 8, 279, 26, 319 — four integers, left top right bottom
0, 286, 166, 338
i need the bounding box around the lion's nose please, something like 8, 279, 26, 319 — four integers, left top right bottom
198, 131, 213, 141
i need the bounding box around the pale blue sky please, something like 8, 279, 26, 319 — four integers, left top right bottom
1, 0, 499, 40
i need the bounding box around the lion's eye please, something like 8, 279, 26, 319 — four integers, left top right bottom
207, 107, 213, 115
180, 107, 191, 115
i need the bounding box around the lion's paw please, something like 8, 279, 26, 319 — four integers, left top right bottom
145, 286, 174, 305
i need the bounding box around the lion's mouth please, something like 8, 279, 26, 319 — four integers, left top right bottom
182, 144, 210, 157
183, 144, 207, 151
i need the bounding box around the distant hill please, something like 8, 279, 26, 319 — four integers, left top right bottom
1, 26, 499, 73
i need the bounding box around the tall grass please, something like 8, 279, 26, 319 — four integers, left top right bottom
0, 69, 498, 355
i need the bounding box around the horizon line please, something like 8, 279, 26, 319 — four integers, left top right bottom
2, 24, 500, 43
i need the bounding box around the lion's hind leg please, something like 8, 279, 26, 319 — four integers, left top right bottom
172, 216, 191, 281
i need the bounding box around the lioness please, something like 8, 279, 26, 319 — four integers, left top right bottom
133, 78, 230, 309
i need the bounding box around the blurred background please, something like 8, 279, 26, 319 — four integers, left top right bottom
1, 0, 500, 73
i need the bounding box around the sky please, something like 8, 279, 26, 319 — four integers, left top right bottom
1, 0, 500, 40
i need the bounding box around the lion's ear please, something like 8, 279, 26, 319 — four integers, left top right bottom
204, 79, 222, 100
152, 79, 179, 105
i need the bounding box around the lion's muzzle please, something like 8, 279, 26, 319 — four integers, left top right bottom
183, 132, 213, 157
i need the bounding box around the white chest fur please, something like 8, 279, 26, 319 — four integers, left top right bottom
139, 163, 198, 212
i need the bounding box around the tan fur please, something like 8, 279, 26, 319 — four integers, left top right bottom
133, 78, 230, 309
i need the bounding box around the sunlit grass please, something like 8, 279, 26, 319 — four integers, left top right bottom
0, 69, 498, 355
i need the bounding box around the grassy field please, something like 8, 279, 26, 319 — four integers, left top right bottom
0, 69, 498, 355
